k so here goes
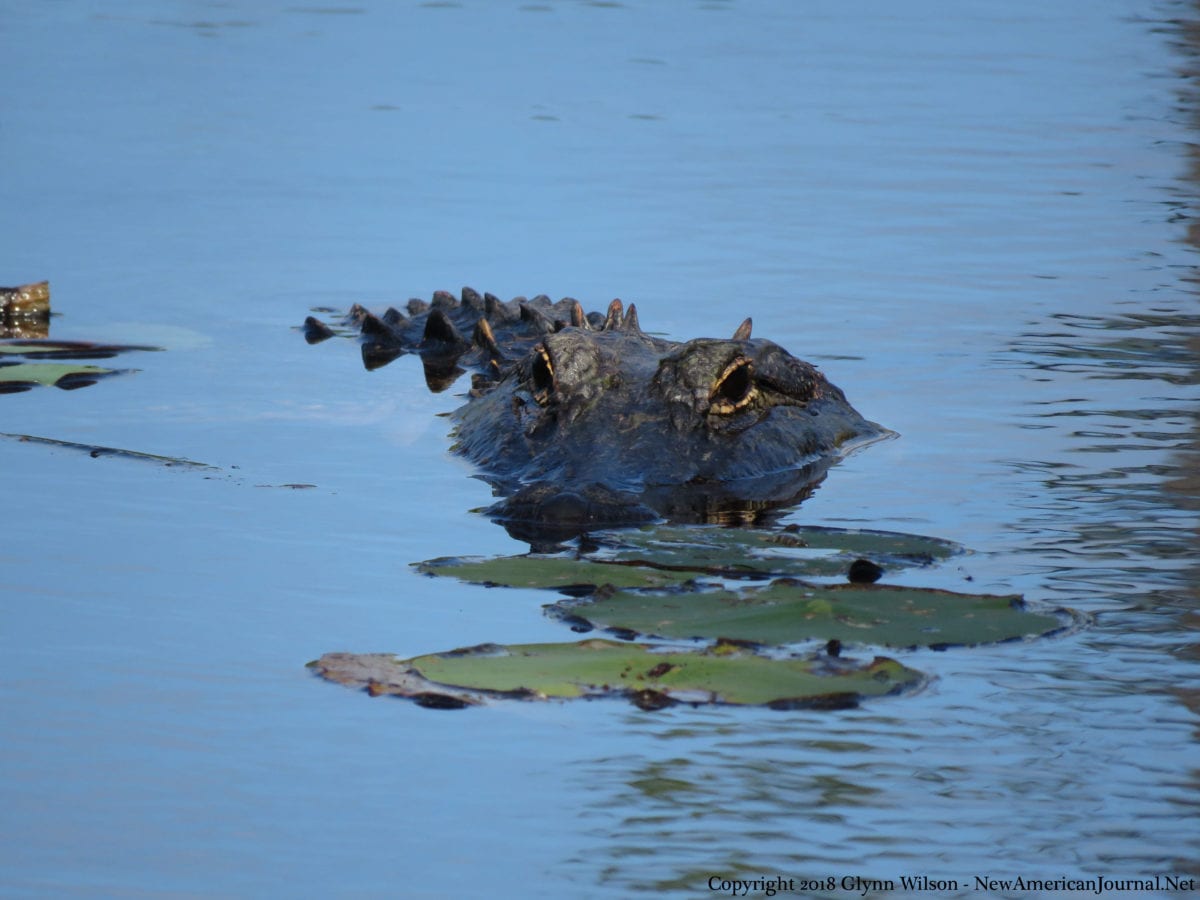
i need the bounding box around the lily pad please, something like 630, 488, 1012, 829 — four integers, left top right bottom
0, 337, 159, 393
415, 525, 961, 591
0, 339, 160, 360
0, 362, 119, 392
308, 639, 925, 709
415, 555, 700, 591
551, 581, 1072, 650
598, 524, 958, 575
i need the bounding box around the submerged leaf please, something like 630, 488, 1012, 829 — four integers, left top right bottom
309, 640, 925, 708
551, 581, 1071, 649
0, 432, 219, 470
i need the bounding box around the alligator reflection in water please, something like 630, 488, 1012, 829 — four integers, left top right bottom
304, 288, 892, 540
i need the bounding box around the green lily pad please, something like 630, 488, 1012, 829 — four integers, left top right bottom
0, 362, 119, 392
416, 525, 960, 591
598, 524, 958, 575
602, 524, 958, 555
551, 581, 1072, 649
415, 555, 700, 591
308, 639, 925, 709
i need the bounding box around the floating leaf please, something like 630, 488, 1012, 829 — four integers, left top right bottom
598, 524, 958, 574
415, 525, 961, 591
308, 639, 925, 709
0, 337, 159, 393
551, 581, 1072, 649
318, 525, 1072, 713
415, 555, 698, 591
0, 362, 118, 392
0, 339, 159, 360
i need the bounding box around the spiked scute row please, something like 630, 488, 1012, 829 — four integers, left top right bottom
304, 288, 658, 389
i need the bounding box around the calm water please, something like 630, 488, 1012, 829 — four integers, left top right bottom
3, 1, 1198, 897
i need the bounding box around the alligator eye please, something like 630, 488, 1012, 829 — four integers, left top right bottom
709, 357, 756, 414
531, 344, 555, 405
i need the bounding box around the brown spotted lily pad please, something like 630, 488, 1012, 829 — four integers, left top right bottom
308, 639, 925, 709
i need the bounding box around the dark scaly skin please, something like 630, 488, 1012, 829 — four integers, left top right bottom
305, 288, 890, 539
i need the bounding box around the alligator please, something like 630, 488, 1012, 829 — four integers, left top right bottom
305, 288, 890, 540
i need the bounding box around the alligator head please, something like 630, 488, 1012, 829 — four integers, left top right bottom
305, 289, 890, 541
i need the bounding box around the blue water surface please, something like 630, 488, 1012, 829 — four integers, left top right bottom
2, 1, 1198, 897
